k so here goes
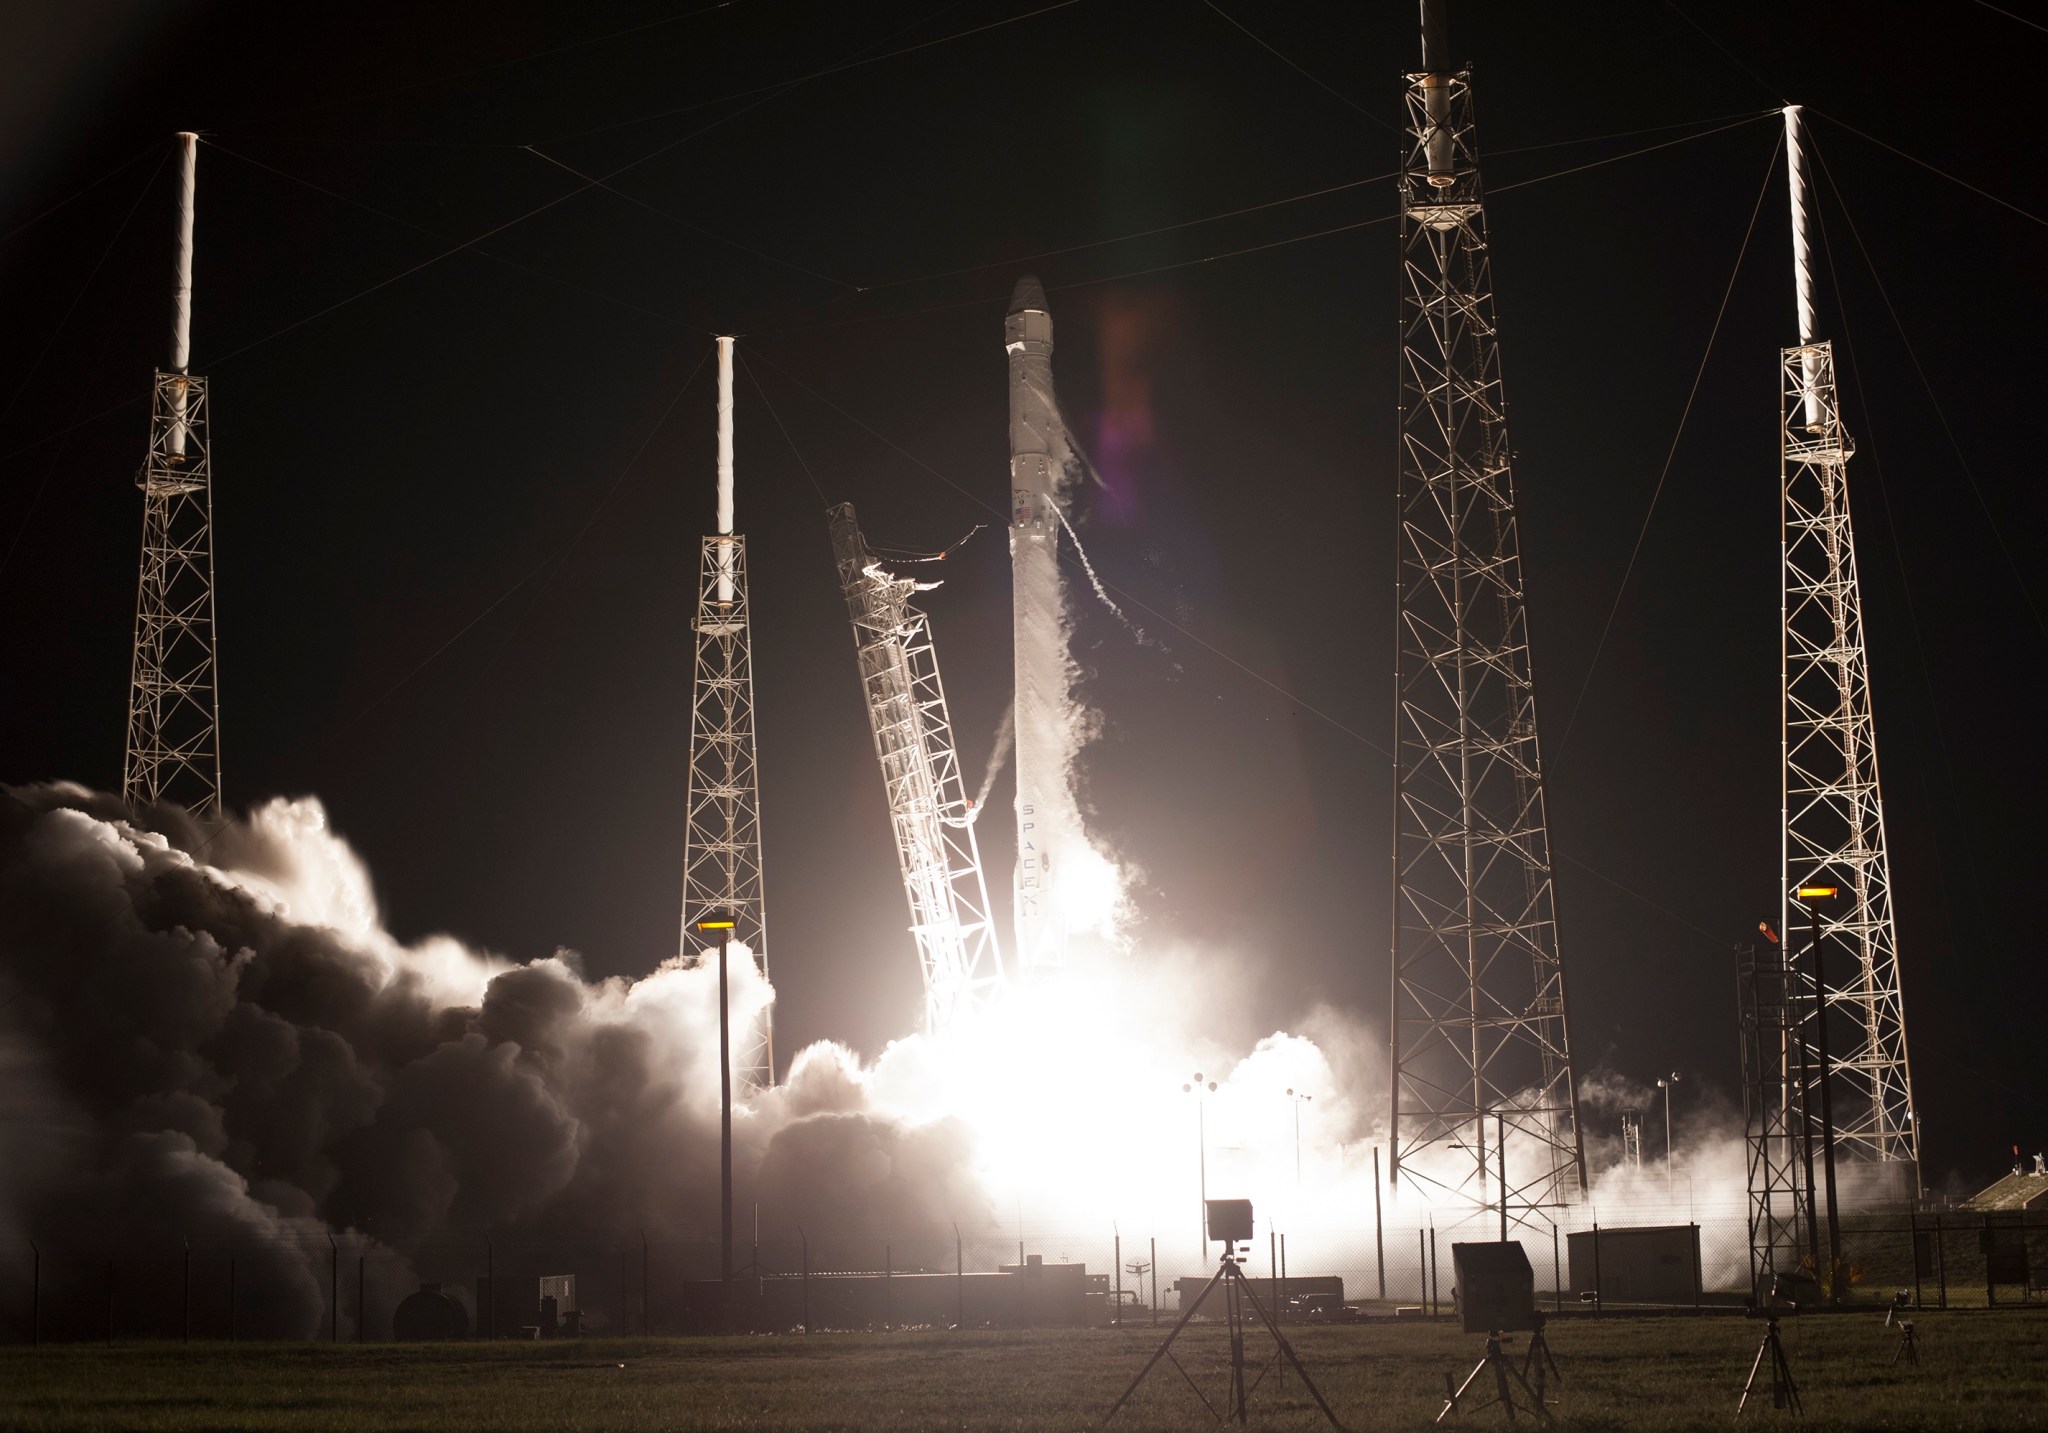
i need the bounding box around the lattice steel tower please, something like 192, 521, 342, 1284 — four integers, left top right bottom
681, 337, 771, 1091
1778, 106, 1916, 1185
1739, 924, 1815, 1301
829, 503, 1005, 1032
124, 133, 222, 819
1388, 2, 1585, 1209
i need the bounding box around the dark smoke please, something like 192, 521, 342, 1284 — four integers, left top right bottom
0, 783, 990, 1334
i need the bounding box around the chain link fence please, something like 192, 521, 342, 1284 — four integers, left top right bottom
2, 1208, 2039, 1342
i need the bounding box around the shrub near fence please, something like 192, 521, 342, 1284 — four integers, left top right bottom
3, 1209, 2040, 1342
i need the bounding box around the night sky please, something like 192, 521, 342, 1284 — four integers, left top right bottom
2, 0, 2040, 1190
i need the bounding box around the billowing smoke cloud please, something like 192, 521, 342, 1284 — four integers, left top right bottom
0, 783, 990, 1335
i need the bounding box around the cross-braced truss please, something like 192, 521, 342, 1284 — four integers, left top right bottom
1389, 65, 1586, 1210
829, 504, 1005, 1032
682, 533, 771, 1092
1740, 932, 1814, 1300
1781, 343, 1917, 1174
124, 370, 221, 819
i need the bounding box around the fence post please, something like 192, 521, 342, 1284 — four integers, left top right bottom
1552, 1224, 1562, 1313
329, 1235, 338, 1344
1591, 1223, 1603, 1315
483, 1235, 493, 1340
106, 1260, 114, 1346
228, 1257, 236, 1342
885, 1243, 893, 1328
641, 1230, 650, 1337
1935, 1213, 1947, 1309
1691, 1223, 1701, 1313
1429, 1224, 1439, 1318
1910, 1211, 1922, 1310
1114, 1230, 1122, 1327
800, 1229, 810, 1334
30, 1242, 39, 1348
357, 1255, 366, 1343
956, 1224, 965, 1328
1373, 1146, 1386, 1301
1150, 1237, 1158, 1327
182, 1240, 190, 1343
1974, 1211, 1990, 1301
1418, 1229, 1427, 1306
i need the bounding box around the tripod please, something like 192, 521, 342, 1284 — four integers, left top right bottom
1435, 1330, 1551, 1424
1101, 1251, 1345, 1430
1737, 1314, 1801, 1415
1891, 1320, 1918, 1366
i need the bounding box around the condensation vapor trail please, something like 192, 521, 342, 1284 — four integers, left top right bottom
975, 704, 1014, 811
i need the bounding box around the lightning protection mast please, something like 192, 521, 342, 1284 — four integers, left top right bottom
1388, 0, 1586, 1212
829, 503, 1005, 1032
124, 132, 222, 819
1778, 106, 1917, 1193
681, 336, 771, 1092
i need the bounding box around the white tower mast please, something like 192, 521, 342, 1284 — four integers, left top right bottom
682, 335, 772, 1091
829, 503, 1005, 1031
1778, 106, 1918, 1188
124, 132, 222, 818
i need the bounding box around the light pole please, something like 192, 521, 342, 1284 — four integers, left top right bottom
697, 910, 737, 1324
1284, 1089, 1313, 1191
1182, 1073, 1216, 1253
1656, 1073, 1681, 1192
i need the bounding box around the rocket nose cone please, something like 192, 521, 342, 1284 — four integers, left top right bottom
1009, 273, 1048, 315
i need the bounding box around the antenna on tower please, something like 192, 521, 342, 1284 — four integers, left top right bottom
1388, 0, 1587, 1211
1776, 106, 1918, 1195
124, 132, 222, 819
681, 335, 772, 1091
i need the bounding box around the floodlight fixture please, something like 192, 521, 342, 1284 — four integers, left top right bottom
696, 911, 737, 931
1796, 886, 1838, 900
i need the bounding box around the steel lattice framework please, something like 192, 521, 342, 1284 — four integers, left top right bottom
681, 533, 771, 1092
829, 503, 1005, 1032
1388, 58, 1586, 1209
124, 368, 221, 818
1780, 340, 1917, 1176
1740, 931, 1815, 1299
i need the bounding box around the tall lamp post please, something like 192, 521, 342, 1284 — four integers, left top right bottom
1798, 884, 1844, 1299
1182, 1073, 1216, 1254
1656, 1073, 1681, 1194
697, 911, 737, 1324
1285, 1089, 1313, 1194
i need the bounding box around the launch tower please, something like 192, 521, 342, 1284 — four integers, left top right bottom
1777, 107, 1917, 1188
681, 336, 772, 1091
1387, 2, 1586, 1209
124, 133, 222, 818
829, 503, 1005, 1031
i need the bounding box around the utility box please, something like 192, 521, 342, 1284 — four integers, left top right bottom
1568, 1225, 1702, 1306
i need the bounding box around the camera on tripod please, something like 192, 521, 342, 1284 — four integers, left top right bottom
1206, 1198, 1255, 1257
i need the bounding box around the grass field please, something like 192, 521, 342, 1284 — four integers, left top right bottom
4, 1309, 2046, 1431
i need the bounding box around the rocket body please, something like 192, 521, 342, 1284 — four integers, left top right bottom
1007, 275, 1066, 970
